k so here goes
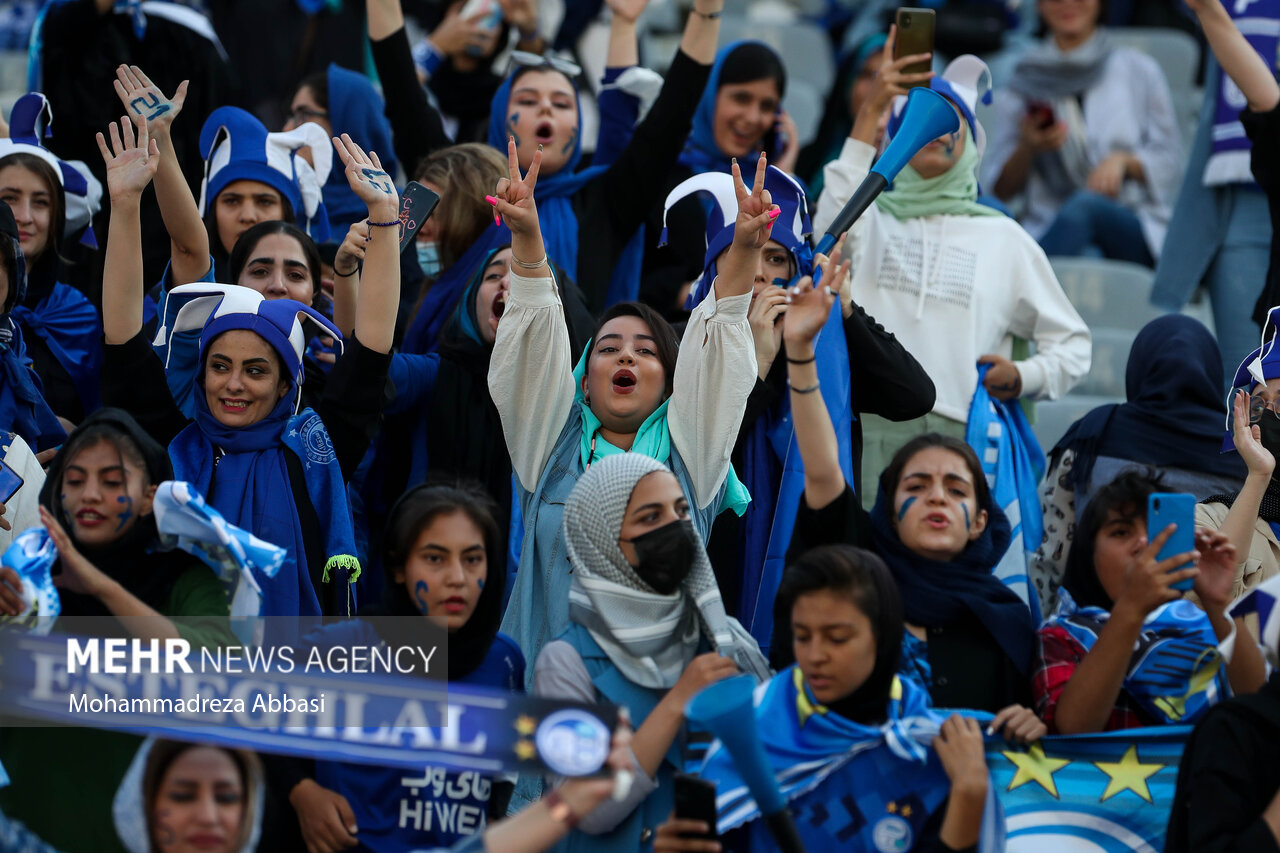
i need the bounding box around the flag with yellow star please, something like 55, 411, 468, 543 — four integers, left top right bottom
987, 724, 1189, 851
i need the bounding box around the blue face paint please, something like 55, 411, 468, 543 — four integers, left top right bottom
506, 114, 522, 148
897, 496, 917, 522
114, 495, 133, 533
413, 580, 430, 614
561, 127, 578, 156
477, 578, 485, 590
962, 503, 970, 531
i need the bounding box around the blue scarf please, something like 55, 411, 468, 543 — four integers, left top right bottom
700, 668, 1002, 850
12, 278, 103, 415
323, 63, 398, 236
168, 390, 360, 621
1205, 0, 1280, 186
677, 41, 782, 175
0, 322, 63, 452
487, 74, 605, 286
1049, 594, 1230, 725
402, 224, 510, 355
870, 484, 1035, 674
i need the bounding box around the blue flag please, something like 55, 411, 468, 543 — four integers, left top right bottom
745, 297, 854, 652
987, 726, 1187, 851
967, 363, 1045, 623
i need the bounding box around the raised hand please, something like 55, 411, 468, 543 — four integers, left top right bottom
96, 113, 159, 203
1192, 528, 1238, 614
499, 0, 541, 34
334, 221, 369, 276
431, 1, 497, 58
491, 135, 542, 236
606, 0, 651, 24
333, 134, 399, 214
730, 153, 779, 251
749, 287, 788, 378
775, 110, 801, 174
0, 566, 24, 617
113, 65, 186, 139
863, 25, 934, 119
40, 506, 112, 599
782, 247, 849, 348
1231, 389, 1276, 479
1114, 524, 1200, 623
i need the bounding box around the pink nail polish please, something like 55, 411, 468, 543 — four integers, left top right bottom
768, 209, 780, 220
485, 195, 499, 205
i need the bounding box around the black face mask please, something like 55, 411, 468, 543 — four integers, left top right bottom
1260, 416, 1280, 473
623, 518, 699, 595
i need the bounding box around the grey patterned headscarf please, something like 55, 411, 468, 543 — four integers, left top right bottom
563, 453, 771, 690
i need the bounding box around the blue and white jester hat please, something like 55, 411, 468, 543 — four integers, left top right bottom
1224, 305, 1280, 451
157, 283, 342, 412
0, 93, 104, 248
886, 55, 992, 158
198, 107, 333, 243
664, 165, 813, 308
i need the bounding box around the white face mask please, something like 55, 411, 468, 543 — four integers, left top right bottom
415, 240, 441, 278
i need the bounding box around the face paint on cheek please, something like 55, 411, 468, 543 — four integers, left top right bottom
506, 113, 522, 149
114, 496, 133, 532
561, 127, 578, 156
413, 580, 430, 614
962, 503, 970, 531
477, 578, 484, 590
897, 496, 917, 522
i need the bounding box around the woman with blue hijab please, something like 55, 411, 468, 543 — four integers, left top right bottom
285, 64, 399, 239
0, 200, 63, 452
97, 113, 399, 621
480, 0, 727, 315
640, 40, 797, 319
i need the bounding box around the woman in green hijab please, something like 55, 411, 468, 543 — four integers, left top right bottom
814, 30, 1092, 506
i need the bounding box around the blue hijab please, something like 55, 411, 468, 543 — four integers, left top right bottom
677, 40, 786, 175
167, 300, 361, 620
0, 203, 63, 451
323, 64, 398, 236
487, 70, 605, 285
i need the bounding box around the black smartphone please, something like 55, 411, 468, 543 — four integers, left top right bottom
894, 7, 936, 87
398, 181, 442, 254
0, 458, 24, 504
673, 773, 718, 840
1027, 99, 1056, 130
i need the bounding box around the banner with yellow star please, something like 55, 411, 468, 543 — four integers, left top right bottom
987, 725, 1189, 851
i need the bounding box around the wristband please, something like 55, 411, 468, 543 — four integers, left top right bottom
786, 354, 816, 364
545, 789, 581, 829
334, 266, 359, 278
789, 380, 820, 394
691, 8, 723, 18
413, 40, 445, 77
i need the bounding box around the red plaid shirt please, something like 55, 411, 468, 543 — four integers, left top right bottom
1033, 623, 1156, 733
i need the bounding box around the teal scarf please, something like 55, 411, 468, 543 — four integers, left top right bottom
875, 127, 1003, 221
570, 345, 750, 516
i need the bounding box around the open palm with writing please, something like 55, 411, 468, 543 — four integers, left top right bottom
113, 65, 186, 139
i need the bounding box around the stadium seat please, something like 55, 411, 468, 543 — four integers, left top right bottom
1049, 256, 1163, 332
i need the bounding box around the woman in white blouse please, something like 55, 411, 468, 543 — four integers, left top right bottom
982, 0, 1183, 266
487, 139, 778, 683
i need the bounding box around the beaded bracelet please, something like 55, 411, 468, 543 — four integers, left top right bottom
367, 218, 400, 228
